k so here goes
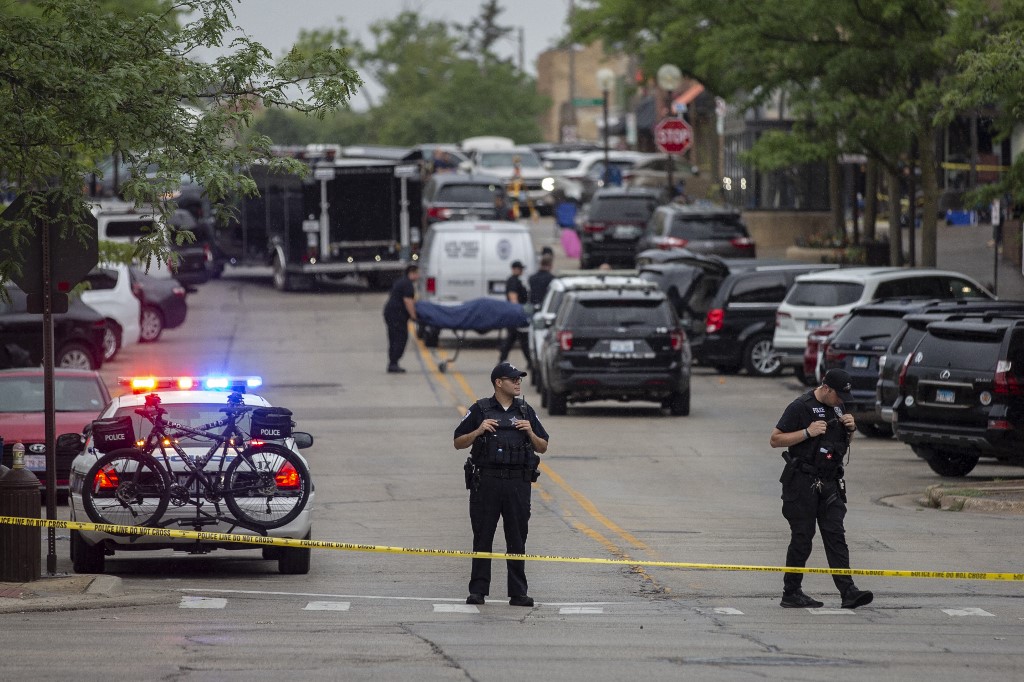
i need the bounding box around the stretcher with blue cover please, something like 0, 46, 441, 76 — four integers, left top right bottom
415, 298, 529, 372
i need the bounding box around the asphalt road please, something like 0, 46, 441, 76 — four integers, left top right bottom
6, 231, 1024, 681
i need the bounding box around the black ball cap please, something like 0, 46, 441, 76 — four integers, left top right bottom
823, 368, 853, 402
511, 260, 525, 269
491, 362, 527, 383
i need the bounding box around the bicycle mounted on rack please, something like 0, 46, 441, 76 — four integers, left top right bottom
82, 391, 311, 534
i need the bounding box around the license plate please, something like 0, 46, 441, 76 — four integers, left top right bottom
852, 356, 869, 369
24, 454, 45, 471
806, 319, 823, 330
610, 340, 635, 353
935, 388, 956, 404
612, 225, 639, 239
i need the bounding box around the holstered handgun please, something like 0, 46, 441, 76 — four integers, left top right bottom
528, 453, 541, 482
780, 450, 797, 485
464, 457, 476, 490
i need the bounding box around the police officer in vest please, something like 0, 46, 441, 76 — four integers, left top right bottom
769, 369, 874, 609
454, 362, 549, 606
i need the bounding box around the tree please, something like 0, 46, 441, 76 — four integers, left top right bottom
0, 0, 362, 284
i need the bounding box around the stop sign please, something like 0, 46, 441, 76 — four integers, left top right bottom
654, 117, 693, 155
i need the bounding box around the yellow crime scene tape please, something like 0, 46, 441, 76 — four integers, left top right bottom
3, 515, 1022, 582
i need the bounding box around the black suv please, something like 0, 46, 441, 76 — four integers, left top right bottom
1, 285, 107, 370
893, 314, 1024, 476
700, 263, 838, 376
579, 187, 664, 268
537, 287, 691, 416
635, 202, 756, 259
421, 173, 510, 229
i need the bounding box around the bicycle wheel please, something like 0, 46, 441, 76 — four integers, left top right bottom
81, 449, 170, 527
223, 443, 312, 529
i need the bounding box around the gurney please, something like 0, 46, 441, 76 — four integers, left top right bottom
415, 298, 529, 373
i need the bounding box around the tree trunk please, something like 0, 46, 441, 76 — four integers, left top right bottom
887, 168, 904, 266
918, 126, 939, 267
829, 155, 844, 238
863, 159, 878, 242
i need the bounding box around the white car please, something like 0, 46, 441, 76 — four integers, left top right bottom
772, 267, 994, 380
544, 150, 653, 205
80, 263, 142, 362
65, 376, 315, 575
528, 273, 659, 394
463, 146, 555, 210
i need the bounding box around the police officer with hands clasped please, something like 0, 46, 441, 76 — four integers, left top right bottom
455, 362, 549, 607
770, 369, 874, 610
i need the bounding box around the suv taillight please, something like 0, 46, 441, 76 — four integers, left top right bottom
994, 360, 1022, 396
426, 277, 436, 294
653, 236, 688, 250
897, 352, 914, 390
729, 236, 755, 250
824, 345, 845, 364
705, 308, 724, 334
775, 311, 791, 328
583, 222, 607, 233
558, 330, 574, 351
670, 329, 685, 351
428, 207, 452, 220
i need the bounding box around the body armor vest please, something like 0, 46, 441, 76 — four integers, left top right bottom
470, 398, 534, 468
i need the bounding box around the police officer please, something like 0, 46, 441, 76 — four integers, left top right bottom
382, 264, 419, 373
528, 253, 555, 308
769, 368, 874, 609
454, 362, 549, 606
498, 260, 531, 368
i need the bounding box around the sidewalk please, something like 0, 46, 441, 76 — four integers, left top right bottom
0, 572, 176, 614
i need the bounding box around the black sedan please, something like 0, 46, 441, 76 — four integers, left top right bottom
1, 285, 107, 370
130, 266, 188, 342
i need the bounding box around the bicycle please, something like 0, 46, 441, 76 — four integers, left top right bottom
80, 391, 311, 532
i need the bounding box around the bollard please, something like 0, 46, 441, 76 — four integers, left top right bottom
0, 442, 42, 582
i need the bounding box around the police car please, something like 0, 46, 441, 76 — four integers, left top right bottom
64, 376, 315, 575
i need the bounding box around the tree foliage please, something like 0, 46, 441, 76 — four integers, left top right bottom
0, 0, 362, 282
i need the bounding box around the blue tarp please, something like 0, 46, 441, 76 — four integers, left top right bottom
416, 298, 528, 332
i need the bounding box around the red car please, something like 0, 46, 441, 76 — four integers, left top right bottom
802, 322, 838, 386
0, 368, 111, 492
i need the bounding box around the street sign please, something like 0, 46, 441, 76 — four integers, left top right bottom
654, 117, 694, 155
572, 97, 604, 107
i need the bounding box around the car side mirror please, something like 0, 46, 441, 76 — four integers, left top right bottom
292, 431, 314, 449
57, 432, 85, 452
458, 161, 473, 173
542, 313, 556, 328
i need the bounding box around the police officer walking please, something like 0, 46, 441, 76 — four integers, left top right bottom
528, 253, 555, 308
498, 260, 531, 368
382, 264, 419, 373
769, 369, 874, 609
454, 362, 549, 606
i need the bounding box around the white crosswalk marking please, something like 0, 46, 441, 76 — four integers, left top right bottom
433, 604, 480, 613
942, 607, 995, 617
712, 607, 744, 615
180, 596, 227, 609
559, 607, 603, 614
810, 609, 853, 615
304, 601, 351, 611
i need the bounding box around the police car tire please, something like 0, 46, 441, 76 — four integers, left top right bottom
70, 530, 105, 574
81, 449, 171, 527
547, 388, 567, 416
668, 391, 690, 416
278, 531, 312, 575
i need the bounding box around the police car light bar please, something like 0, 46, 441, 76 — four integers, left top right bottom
118, 376, 263, 393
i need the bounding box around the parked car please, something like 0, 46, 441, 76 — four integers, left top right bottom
421, 173, 511, 230
462, 146, 555, 213
1, 284, 107, 370
636, 201, 756, 260
773, 267, 994, 381
537, 286, 691, 416
638, 255, 731, 347
93, 202, 210, 287
699, 263, 839, 376
80, 263, 142, 362
0, 368, 110, 493
130, 265, 188, 342
578, 187, 665, 269
804, 322, 840, 387
528, 274, 658, 393
621, 155, 699, 194
545, 150, 652, 205
66, 377, 315, 574
893, 314, 1024, 476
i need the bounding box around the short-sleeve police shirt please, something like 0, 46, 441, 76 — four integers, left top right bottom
454, 397, 549, 443
775, 391, 843, 460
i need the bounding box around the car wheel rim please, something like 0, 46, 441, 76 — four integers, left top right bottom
751, 339, 780, 374
140, 310, 162, 341
102, 329, 117, 360
60, 350, 91, 369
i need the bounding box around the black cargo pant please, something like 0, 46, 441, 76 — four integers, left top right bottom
469, 472, 531, 597
498, 327, 530, 368
781, 472, 854, 595
384, 315, 409, 365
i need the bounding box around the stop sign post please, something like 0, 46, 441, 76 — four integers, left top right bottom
654, 117, 693, 197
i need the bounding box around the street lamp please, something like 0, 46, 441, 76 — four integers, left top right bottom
656, 63, 683, 197
596, 67, 615, 185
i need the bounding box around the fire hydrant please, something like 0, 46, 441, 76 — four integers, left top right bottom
0, 442, 42, 582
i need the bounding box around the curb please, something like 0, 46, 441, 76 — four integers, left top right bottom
921, 483, 1024, 514
0, 575, 178, 614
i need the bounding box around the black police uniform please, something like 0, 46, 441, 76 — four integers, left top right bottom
528, 269, 555, 307
383, 275, 416, 369
498, 272, 531, 366
455, 396, 548, 598
776, 391, 854, 597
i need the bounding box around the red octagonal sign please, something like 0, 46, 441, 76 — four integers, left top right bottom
655, 117, 693, 155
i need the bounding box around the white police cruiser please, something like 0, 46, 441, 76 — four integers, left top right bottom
64, 375, 315, 575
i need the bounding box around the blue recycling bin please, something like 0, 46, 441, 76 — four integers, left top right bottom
555, 201, 578, 228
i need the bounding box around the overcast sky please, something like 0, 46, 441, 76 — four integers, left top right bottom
199, 1, 573, 108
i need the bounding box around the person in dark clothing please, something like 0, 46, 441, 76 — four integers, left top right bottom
498, 260, 531, 368
455, 362, 549, 607
382, 264, 420, 373
770, 369, 874, 610
528, 254, 555, 307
